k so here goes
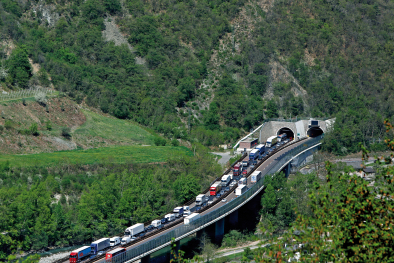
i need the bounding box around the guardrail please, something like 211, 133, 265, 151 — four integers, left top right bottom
109, 136, 324, 263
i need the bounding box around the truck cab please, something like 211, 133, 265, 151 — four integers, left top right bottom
110, 237, 121, 247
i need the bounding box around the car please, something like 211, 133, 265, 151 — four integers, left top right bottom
216, 193, 221, 198
225, 187, 230, 192
221, 198, 227, 202
161, 218, 168, 224
242, 160, 249, 167
230, 181, 236, 187
208, 200, 213, 205
258, 155, 263, 160
138, 232, 145, 238
145, 225, 153, 232
97, 251, 104, 256
242, 169, 248, 176
253, 160, 258, 165
220, 190, 225, 195
195, 206, 201, 212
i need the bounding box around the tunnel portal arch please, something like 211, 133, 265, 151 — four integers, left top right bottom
307, 127, 324, 137
277, 127, 295, 140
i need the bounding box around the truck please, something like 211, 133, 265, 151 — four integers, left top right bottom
235, 185, 247, 196
90, 238, 110, 256
238, 177, 247, 185
105, 247, 126, 262
173, 207, 184, 218
251, 171, 262, 183
256, 144, 265, 155
210, 182, 222, 196
249, 149, 259, 161
221, 174, 231, 186
233, 162, 243, 177
151, 220, 161, 228
124, 223, 144, 238
277, 133, 287, 142
121, 236, 131, 245
196, 194, 206, 206
184, 213, 201, 225
109, 237, 121, 247
69, 246, 90, 263
265, 136, 278, 148
165, 213, 176, 222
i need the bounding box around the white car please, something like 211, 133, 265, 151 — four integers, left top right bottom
208, 200, 214, 205
221, 198, 227, 202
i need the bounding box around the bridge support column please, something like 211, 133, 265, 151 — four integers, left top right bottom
283, 163, 291, 177
229, 209, 238, 226
141, 254, 150, 263
215, 218, 225, 242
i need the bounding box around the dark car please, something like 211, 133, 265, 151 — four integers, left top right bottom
225, 187, 230, 192
253, 160, 258, 165
216, 193, 221, 198
258, 155, 263, 160
145, 225, 153, 232
138, 232, 145, 238
161, 218, 168, 224
195, 206, 201, 212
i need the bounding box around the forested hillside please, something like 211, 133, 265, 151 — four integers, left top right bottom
1, 0, 393, 154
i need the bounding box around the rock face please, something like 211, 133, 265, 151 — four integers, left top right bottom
102, 17, 134, 51
31, 0, 60, 27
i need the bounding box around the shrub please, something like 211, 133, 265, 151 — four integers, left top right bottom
46, 121, 52, 131
35, 92, 47, 106
22, 98, 26, 106
29, 123, 39, 136
0, 125, 4, 133
171, 139, 179, 146
4, 120, 12, 130
154, 137, 167, 146
61, 127, 71, 139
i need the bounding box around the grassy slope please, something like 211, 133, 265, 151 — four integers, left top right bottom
1, 145, 192, 167
73, 109, 156, 146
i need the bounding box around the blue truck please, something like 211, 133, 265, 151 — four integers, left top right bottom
256, 144, 265, 155
90, 238, 110, 257
249, 149, 259, 161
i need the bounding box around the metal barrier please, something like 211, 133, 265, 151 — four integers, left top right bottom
110, 135, 324, 263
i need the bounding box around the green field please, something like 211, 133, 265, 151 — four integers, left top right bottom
1, 146, 193, 167
73, 110, 156, 145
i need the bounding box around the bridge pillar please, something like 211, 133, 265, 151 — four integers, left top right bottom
283, 163, 291, 177
215, 218, 225, 242
228, 209, 238, 226
141, 254, 150, 263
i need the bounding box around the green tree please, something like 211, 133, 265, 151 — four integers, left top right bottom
265, 100, 278, 118
7, 46, 32, 88
260, 184, 277, 214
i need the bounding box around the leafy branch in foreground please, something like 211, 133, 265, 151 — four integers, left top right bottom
255, 122, 394, 262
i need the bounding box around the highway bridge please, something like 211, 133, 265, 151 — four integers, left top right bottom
78, 135, 323, 263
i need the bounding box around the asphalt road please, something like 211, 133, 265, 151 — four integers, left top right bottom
83, 139, 309, 263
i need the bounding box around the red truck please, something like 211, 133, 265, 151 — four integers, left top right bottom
69, 246, 90, 263
210, 182, 222, 196
233, 162, 243, 177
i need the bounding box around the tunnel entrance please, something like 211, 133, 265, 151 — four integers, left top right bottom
307, 127, 324, 137
277, 127, 295, 140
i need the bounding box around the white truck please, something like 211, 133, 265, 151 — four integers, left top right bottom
251, 171, 262, 183
121, 236, 131, 245
221, 174, 231, 186
266, 136, 278, 148
196, 194, 206, 206
151, 220, 161, 228
165, 213, 176, 222
184, 213, 201, 225
173, 207, 184, 218
238, 177, 247, 185
235, 185, 247, 196
124, 223, 144, 238
109, 236, 121, 247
